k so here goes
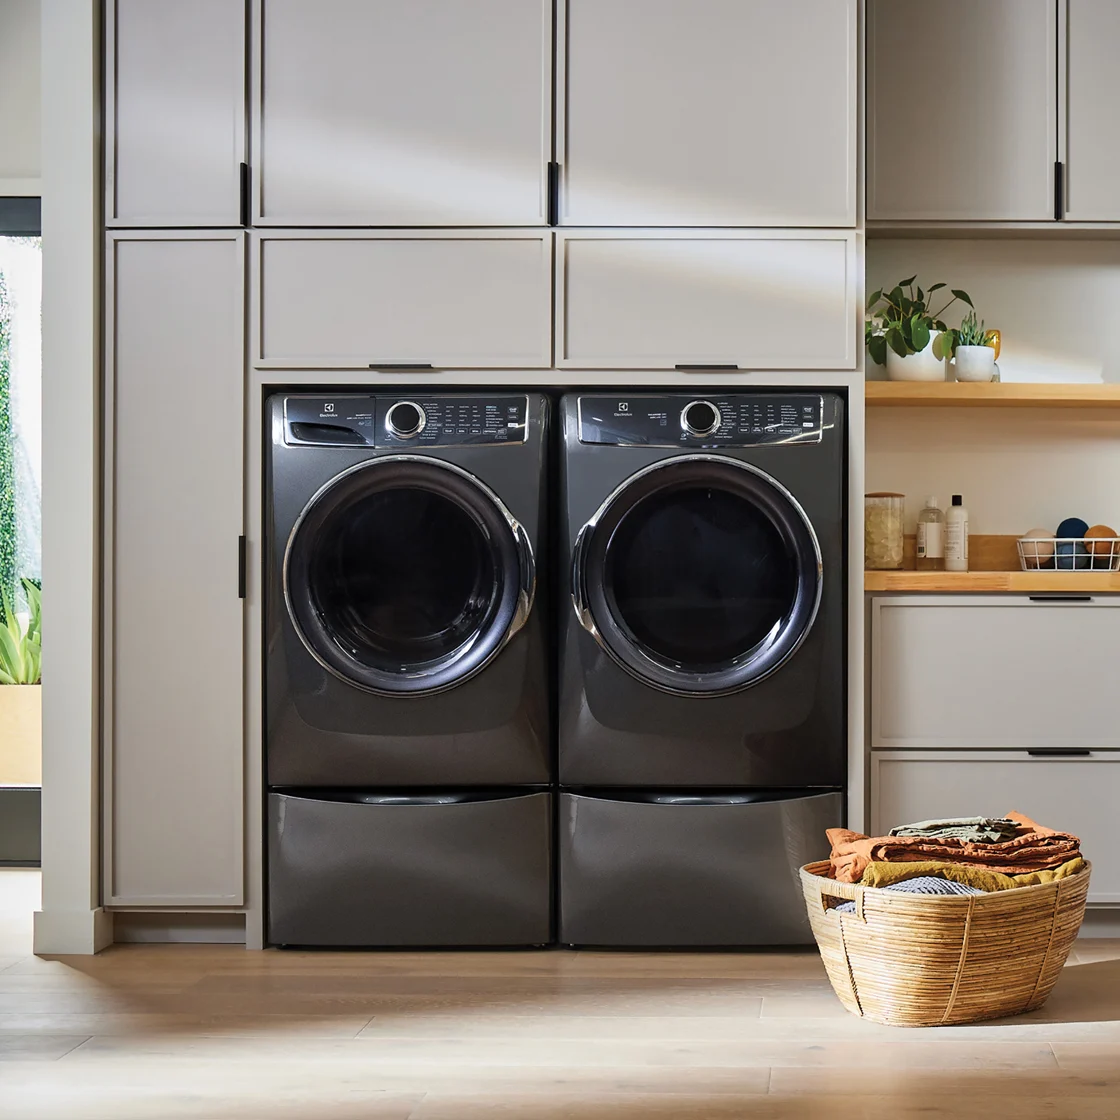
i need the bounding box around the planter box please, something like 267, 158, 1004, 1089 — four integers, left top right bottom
0, 685, 41, 786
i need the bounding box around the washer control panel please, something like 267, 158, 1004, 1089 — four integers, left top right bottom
284, 395, 529, 447
578, 394, 824, 446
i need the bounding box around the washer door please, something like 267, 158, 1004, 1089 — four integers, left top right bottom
285, 456, 534, 695
572, 455, 822, 696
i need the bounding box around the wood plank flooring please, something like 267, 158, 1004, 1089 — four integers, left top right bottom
3, 870, 1119, 1119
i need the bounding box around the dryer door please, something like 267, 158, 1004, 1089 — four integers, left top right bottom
285, 456, 534, 695
573, 455, 821, 696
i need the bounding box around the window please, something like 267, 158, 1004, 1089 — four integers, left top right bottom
0, 197, 41, 610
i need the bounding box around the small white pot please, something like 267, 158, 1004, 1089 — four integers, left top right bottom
885, 334, 950, 382
953, 345, 998, 382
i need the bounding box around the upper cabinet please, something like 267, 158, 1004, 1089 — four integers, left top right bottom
868, 0, 1057, 222
1065, 0, 1120, 221
559, 0, 857, 227
107, 0, 247, 227
253, 0, 552, 226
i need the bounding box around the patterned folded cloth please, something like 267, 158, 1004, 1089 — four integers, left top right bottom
833, 876, 984, 913
827, 811, 1081, 884
858, 856, 1087, 893
888, 816, 1020, 843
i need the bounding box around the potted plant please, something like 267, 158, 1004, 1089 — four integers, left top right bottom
0, 579, 42, 788
949, 310, 1000, 382
866, 277, 974, 381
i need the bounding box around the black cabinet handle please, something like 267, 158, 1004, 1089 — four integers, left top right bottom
1029, 594, 1092, 602
237, 536, 247, 599
1054, 160, 1064, 221
368, 363, 435, 372
547, 161, 560, 226
674, 363, 740, 371
1027, 748, 1091, 757
239, 162, 251, 227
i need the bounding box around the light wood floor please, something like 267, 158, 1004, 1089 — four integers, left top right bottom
2, 871, 1119, 1119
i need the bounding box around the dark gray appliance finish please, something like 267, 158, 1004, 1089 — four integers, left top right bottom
559, 392, 846, 789
559, 790, 842, 947
266, 392, 550, 788
269, 791, 552, 947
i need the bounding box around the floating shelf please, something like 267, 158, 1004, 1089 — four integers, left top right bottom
865, 382, 1120, 408
865, 570, 1120, 593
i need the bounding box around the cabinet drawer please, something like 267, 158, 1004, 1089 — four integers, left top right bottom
254, 232, 553, 369
555, 231, 857, 370
872, 751, 1119, 903
872, 596, 1120, 749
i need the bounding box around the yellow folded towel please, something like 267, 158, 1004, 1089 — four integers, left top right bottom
859, 856, 1086, 892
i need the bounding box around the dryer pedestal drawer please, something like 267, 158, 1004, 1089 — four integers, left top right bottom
558, 791, 841, 947
268, 791, 552, 947
872, 752, 1120, 904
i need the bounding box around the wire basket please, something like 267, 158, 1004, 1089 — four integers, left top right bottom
1017, 536, 1120, 571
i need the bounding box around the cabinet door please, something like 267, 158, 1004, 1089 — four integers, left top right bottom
556, 231, 856, 370
254, 232, 552, 369
106, 234, 245, 906
254, 0, 551, 226
1066, 0, 1120, 221
868, 0, 1057, 221
873, 752, 1120, 903
107, 0, 246, 226
871, 596, 1120, 750
559, 0, 856, 227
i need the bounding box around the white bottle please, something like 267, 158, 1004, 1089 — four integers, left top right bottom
916, 496, 945, 571
945, 495, 969, 572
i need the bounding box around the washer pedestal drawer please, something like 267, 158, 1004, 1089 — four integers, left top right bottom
268, 791, 552, 947
558, 790, 841, 947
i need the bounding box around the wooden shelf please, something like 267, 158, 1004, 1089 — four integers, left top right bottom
865, 570, 1120, 593
865, 382, 1120, 408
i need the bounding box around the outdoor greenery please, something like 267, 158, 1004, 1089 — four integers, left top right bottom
0, 271, 15, 610
865, 276, 974, 365
0, 576, 41, 685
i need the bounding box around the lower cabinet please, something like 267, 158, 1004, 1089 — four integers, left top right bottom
872, 751, 1120, 903
559, 790, 842, 947
268, 791, 552, 947
104, 232, 245, 906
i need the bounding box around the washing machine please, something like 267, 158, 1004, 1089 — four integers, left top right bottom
265, 391, 552, 947
558, 392, 846, 947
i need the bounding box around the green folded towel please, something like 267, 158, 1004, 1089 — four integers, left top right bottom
888, 817, 1020, 843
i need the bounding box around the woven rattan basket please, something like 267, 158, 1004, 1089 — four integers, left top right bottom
800, 860, 1091, 1027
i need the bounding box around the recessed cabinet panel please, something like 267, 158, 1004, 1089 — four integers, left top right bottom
873, 752, 1120, 903
872, 597, 1120, 749
107, 0, 246, 226
255, 232, 552, 369
254, 0, 551, 225
560, 0, 856, 227
556, 231, 856, 370
868, 0, 1056, 221
1066, 0, 1120, 221
106, 234, 245, 906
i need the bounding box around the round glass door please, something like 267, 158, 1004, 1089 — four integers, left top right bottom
285, 457, 531, 695
575, 456, 821, 695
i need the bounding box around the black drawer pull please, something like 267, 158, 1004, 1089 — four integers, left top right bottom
1029, 595, 1093, 603
674, 363, 740, 371
1027, 749, 1092, 757
368, 363, 435, 371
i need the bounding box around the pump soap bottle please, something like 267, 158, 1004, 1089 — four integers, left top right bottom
945, 495, 969, 572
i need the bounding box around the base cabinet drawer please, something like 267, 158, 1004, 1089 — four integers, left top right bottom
872, 752, 1119, 903
254, 232, 553, 369
872, 596, 1120, 749
268, 791, 552, 947
556, 230, 857, 370
559, 791, 841, 947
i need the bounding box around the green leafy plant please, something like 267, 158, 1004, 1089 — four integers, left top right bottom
0, 577, 41, 685
951, 309, 997, 351
865, 276, 974, 366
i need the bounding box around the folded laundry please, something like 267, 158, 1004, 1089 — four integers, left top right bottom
833, 876, 984, 913
858, 856, 1087, 893
827, 811, 1081, 884
888, 816, 1019, 843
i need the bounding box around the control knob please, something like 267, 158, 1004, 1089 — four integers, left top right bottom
680, 399, 721, 438
385, 400, 426, 439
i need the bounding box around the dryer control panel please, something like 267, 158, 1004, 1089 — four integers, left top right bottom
577, 394, 824, 447
284, 395, 529, 447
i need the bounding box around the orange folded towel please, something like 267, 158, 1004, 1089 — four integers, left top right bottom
827, 811, 1081, 884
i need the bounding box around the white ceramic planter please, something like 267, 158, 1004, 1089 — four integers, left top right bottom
954, 344, 998, 382
885, 334, 949, 382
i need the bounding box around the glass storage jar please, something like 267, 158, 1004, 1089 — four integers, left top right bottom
865, 493, 905, 570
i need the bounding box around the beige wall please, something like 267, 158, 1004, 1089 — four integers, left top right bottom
0, 0, 41, 188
